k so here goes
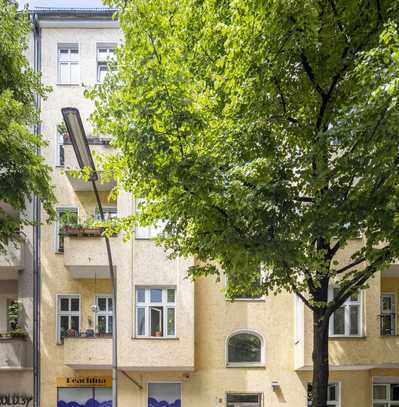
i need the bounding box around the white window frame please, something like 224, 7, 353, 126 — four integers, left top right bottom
134, 198, 166, 239
57, 43, 80, 85
380, 293, 397, 336
135, 287, 176, 338
328, 287, 362, 337
226, 392, 263, 407
307, 382, 341, 406
56, 294, 80, 343
95, 295, 113, 334
55, 207, 79, 253
225, 329, 265, 368
373, 382, 399, 406
96, 43, 116, 83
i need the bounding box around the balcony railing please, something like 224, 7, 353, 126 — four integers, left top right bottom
0, 337, 29, 368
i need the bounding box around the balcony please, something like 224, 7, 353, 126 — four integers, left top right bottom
63, 336, 112, 369
63, 137, 116, 191
63, 235, 121, 279
0, 337, 29, 369
0, 242, 24, 280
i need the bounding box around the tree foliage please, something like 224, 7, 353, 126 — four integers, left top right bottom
91, 1, 399, 405
0, 1, 55, 250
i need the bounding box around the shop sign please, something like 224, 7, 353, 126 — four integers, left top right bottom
56, 376, 112, 388
0, 394, 33, 406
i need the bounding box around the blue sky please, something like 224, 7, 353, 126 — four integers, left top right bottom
18, 0, 107, 9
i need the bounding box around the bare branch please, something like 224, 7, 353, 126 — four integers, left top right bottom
334, 256, 366, 274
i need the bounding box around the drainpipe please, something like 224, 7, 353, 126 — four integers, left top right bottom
32, 13, 41, 407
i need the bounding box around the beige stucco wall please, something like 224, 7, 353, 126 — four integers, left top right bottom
35, 18, 399, 407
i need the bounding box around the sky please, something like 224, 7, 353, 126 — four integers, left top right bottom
18, 0, 107, 10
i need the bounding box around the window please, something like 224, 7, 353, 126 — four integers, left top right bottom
329, 288, 361, 336
58, 44, 79, 84
96, 295, 113, 334
380, 294, 396, 336
135, 287, 176, 337
226, 393, 262, 407
307, 383, 340, 406
57, 295, 80, 342
226, 331, 264, 367
95, 206, 117, 221
97, 44, 116, 83
373, 383, 399, 406
55, 208, 78, 253
58, 388, 111, 406
56, 131, 64, 166
226, 264, 266, 300
135, 199, 167, 239
148, 383, 181, 407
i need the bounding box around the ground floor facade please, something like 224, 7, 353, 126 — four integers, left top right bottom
38, 368, 399, 407
0, 370, 33, 406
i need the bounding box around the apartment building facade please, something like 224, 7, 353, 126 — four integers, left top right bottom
20, 6, 399, 407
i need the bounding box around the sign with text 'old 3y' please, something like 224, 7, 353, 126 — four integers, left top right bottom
56, 376, 112, 388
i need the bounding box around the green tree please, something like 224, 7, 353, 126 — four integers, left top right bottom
0, 1, 55, 250
92, 1, 399, 405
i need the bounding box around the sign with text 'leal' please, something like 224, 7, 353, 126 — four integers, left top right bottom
0, 394, 33, 406
56, 376, 112, 388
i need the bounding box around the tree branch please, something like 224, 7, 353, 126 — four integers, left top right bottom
300, 52, 325, 97
334, 256, 366, 274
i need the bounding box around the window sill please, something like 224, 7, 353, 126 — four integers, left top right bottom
133, 336, 179, 340
227, 298, 266, 302
329, 335, 366, 340
56, 83, 80, 87
226, 363, 265, 369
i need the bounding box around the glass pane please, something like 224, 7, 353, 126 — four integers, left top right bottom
137, 307, 145, 336
228, 333, 261, 363
71, 298, 80, 312
373, 404, 388, 407
227, 394, 260, 403
350, 305, 359, 335
150, 289, 162, 303
150, 307, 163, 336
374, 385, 387, 400
98, 316, 106, 334
167, 308, 175, 336
59, 63, 69, 83
58, 388, 92, 405
60, 298, 69, 311
333, 307, 345, 335
70, 63, 79, 83
70, 48, 79, 61
137, 288, 145, 303
60, 316, 69, 336
94, 387, 112, 403
108, 316, 113, 334
148, 383, 181, 407
382, 295, 394, 312
381, 315, 394, 336
391, 384, 399, 400
58, 48, 69, 61
167, 289, 175, 303
328, 384, 336, 401
98, 297, 107, 311
108, 297, 113, 311
70, 316, 79, 331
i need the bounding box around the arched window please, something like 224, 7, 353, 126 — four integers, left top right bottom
226, 331, 264, 367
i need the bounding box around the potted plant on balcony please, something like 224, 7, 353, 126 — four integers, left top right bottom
61, 214, 104, 237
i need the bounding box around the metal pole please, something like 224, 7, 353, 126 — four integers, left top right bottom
32, 13, 41, 407
91, 179, 117, 407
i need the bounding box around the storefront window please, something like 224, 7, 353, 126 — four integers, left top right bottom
148, 383, 181, 407
57, 387, 112, 407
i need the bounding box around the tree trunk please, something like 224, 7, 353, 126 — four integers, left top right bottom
312, 308, 330, 407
